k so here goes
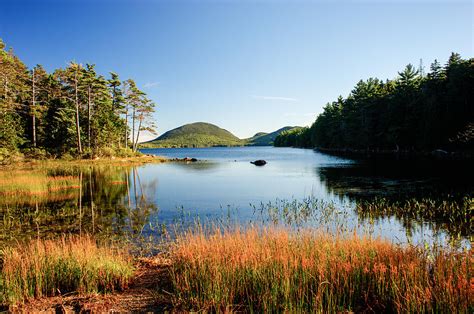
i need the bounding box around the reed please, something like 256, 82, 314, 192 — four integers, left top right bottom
0, 235, 134, 305
169, 226, 473, 312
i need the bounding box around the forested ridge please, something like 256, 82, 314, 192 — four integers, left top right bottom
275, 54, 473, 155
0, 39, 156, 163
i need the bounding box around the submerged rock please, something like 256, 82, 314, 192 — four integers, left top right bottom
250, 160, 267, 166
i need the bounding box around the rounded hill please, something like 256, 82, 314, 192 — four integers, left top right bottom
144, 122, 244, 148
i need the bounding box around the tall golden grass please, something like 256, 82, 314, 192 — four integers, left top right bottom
0, 235, 133, 305
0, 170, 79, 197
169, 227, 473, 312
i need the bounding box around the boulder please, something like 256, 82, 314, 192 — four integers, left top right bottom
250, 160, 267, 166
183, 157, 198, 162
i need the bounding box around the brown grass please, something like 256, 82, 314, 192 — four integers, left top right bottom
169, 227, 473, 312
0, 235, 134, 306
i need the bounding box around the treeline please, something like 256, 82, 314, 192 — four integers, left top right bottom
0, 39, 156, 161
275, 53, 473, 153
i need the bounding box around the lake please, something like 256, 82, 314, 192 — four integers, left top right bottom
0, 147, 471, 249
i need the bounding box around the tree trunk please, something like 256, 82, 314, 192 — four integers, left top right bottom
125, 105, 129, 148
32, 68, 36, 147
88, 85, 91, 150
134, 116, 142, 152
132, 106, 136, 151
74, 70, 82, 154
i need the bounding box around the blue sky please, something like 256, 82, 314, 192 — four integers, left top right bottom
1, 0, 472, 140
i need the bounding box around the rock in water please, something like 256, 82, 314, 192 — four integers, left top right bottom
182, 157, 198, 162
250, 160, 267, 166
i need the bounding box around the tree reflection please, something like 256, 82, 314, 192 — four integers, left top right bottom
0, 165, 158, 244
315, 161, 472, 242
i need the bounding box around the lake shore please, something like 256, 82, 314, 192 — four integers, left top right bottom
0, 154, 171, 170
314, 147, 474, 161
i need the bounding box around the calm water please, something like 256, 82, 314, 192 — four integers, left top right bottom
0, 147, 471, 248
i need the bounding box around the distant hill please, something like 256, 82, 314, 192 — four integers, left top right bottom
141, 122, 302, 148
142, 122, 244, 148
246, 126, 300, 146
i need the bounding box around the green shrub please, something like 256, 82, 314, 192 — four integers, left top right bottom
0, 148, 24, 165
22, 148, 50, 160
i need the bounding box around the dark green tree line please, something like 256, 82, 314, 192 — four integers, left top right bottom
0, 39, 156, 160
275, 53, 473, 152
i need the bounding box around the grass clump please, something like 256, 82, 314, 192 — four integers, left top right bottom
0, 235, 134, 305
0, 169, 79, 196
169, 227, 473, 312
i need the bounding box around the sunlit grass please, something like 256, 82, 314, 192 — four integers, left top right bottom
169, 226, 473, 312
0, 169, 79, 198
0, 235, 134, 305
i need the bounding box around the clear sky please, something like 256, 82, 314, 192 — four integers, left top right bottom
1, 0, 472, 140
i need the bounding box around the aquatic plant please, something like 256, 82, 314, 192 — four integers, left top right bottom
169, 226, 473, 312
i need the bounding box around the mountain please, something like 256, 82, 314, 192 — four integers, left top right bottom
246, 126, 300, 146
141, 123, 302, 148
143, 122, 244, 148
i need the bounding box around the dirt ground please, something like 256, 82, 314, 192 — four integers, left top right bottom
8, 257, 174, 313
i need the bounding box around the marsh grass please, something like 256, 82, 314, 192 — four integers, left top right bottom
0, 169, 79, 199
0, 235, 134, 305
169, 226, 473, 312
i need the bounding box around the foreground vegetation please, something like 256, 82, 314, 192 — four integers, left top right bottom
275, 53, 473, 154
169, 227, 472, 312
0, 38, 156, 161
1, 227, 471, 312
0, 236, 133, 305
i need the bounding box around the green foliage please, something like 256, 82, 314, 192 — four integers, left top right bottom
22, 148, 50, 160
275, 54, 474, 152
274, 127, 311, 147
0, 39, 156, 159
0, 148, 23, 165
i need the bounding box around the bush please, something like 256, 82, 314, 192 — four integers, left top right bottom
0, 148, 24, 165
22, 148, 50, 160
116, 147, 141, 158
60, 152, 74, 161
97, 147, 115, 158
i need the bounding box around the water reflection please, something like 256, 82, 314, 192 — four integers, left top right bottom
0, 148, 471, 249
317, 160, 472, 246
0, 166, 157, 244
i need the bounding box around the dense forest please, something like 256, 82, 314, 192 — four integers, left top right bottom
0, 39, 156, 162
275, 54, 473, 154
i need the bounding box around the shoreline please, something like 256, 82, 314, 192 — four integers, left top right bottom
3, 228, 471, 312
313, 147, 474, 161
0, 155, 170, 170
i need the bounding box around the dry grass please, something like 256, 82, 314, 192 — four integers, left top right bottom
169, 227, 473, 312
0, 235, 134, 306
0, 170, 79, 195
0, 155, 169, 171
